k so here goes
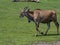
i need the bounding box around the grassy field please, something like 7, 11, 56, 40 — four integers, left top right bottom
0, 0, 60, 45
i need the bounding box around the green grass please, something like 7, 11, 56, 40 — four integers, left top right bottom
0, 0, 60, 45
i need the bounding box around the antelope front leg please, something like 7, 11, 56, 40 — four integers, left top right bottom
44, 23, 50, 35
35, 22, 41, 36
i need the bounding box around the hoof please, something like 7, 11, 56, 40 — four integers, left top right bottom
44, 34, 47, 36
35, 34, 38, 37
57, 33, 59, 35
41, 32, 44, 35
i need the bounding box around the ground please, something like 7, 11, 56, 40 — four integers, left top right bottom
0, 0, 60, 45
30, 41, 60, 45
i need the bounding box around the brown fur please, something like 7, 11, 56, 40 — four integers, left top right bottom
20, 7, 59, 36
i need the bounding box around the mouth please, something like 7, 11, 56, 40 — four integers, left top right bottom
19, 15, 22, 18
19, 15, 24, 18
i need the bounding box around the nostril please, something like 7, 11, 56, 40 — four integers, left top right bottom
19, 15, 21, 18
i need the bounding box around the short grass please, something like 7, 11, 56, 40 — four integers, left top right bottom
0, 0, 60, 45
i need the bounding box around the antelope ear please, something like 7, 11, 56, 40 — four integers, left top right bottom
24, 7, 28, 10
25, 8, 30, 12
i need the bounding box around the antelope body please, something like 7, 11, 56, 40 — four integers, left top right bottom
20, 7, 59, 36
